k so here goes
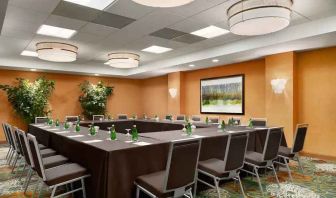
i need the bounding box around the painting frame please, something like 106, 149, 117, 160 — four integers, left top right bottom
200, 74, 245, 115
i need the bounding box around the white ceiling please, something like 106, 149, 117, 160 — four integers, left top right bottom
0, 0, 336, 78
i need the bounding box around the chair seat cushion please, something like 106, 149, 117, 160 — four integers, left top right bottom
44, 163, 87, 186
245, 151, 267, 166
135, 171, 174, 197
198, 159, 230, 178
278, 146, 295, 158
39, 144, 47, 150
40, 148, 56, 158
43, 155, 68, 169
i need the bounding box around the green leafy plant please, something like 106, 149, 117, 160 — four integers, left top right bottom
79, 81, 113, 119
0, 77, 55, 123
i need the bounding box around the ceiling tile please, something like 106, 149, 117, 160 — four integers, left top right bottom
150, 28, 186, 40
92, 12, 135, 29
45, 15, 87, 30
52, 1, 100, 22
9, 0, 60, 13
72, 32, 106, 44
105, 0, 154, 19
173, 34, 206, 44
80, 22, 118, 37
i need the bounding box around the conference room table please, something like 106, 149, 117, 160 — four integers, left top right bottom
28, 120, 286, 198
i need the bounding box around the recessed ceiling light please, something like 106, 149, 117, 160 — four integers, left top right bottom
191, 25, 230, 38
37, 25, 77, 39
30, 69, 37, 71
142, 45, 172, 54
212, 59, 219, 63
189, 64, 195, 67
64, 0, 117, 10
21, 50, 38, 57
94, 74, 100, 76
132, 0, 194, 7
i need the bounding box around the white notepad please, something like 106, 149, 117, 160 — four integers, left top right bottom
55, 131, 69, 134
191, 135, 205, 138
133, 141, 152, 146
83, 140, 103, 144
49, 128, 60, 131
67, 135, 84, 138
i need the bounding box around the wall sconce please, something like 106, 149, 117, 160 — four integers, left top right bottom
169, 88, 177, 98
271, 78, 287, 94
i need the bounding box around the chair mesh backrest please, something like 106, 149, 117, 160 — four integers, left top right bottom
263, 128, 283, 161
2, 123, 12, 146
93, 115, 104, 121
4, 124, 13, 148
224, 133, 249, 171
8, 125, 20, 152
176, 115, 185, 121
251, 118, 267, 127
66, 116, 79, 122
27, 134, 46, 180
14, 128, 24, 155
191, 116, 201, 122
118, 114, 128, 120
292, 124, 308, 153
209, 117, 219, 124
35, 117, 48, 124
164, 139, 201, 192
17, 130, 33, 167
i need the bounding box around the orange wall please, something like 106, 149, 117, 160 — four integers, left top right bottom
297, 47, 336, 157
141, 75, 168, 119
182, 59, 266, 124
0, 70, 142, 140
1, 46, 336, 158
265, 52, 297, 146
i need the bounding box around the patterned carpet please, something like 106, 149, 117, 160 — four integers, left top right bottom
0, 146, 335, 198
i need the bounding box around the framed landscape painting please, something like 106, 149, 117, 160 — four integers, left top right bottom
200, 74, 245, 115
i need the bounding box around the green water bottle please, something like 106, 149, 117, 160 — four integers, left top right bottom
110, 125, 117, 140
48, 118, 53, 126
89, 125, 96, 136
55, 119, 60, 127
131, 125, 138, 142
186, 122, 192, 136
248, 119, 253, 128
221, 120, 226, 131
75, 123, 81, 132
205, 116, 209, 124
64, 122, 70, 129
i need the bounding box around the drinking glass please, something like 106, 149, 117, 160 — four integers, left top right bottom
125, 129, 131, 136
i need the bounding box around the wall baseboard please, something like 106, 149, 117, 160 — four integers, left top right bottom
300, 151, 336, 161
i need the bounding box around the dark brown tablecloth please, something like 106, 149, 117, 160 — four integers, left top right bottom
28, 122, 286, 198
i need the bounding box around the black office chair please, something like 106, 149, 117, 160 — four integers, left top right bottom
231, 117, 241, 126
275, 124, 308, 181
135, 138, 202, 198
197, 133, 249, 197
93, 115, 104, 121
27, 134, 90, 198
250, 118, 267, 127
175, 115, 186, 121
165, 115, 173, 121
65, 116, 80, 123
117, 114, 128, 120
209, 116, 220, 124
241, 127, 283, 194
191, 115, 202, 122
16, 129, 68, 193
35, 117, 49, 124
2, 123, 15, 164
